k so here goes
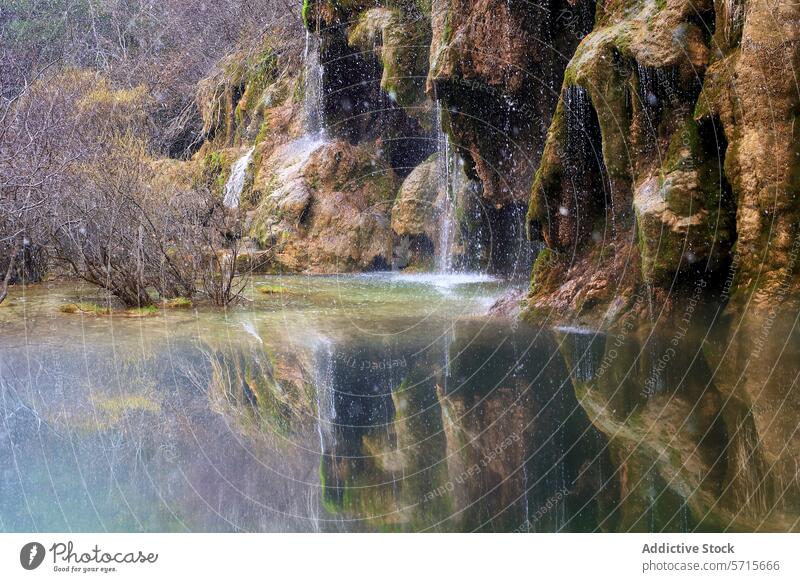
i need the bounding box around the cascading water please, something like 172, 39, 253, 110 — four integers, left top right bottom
224, 22, 324, 211
303, 30, 325, 139
264, 27, 326, 191
222, 146, 255, 208
311, 335, 340, 520
434, 103, 460, 273
723, 0, 745, 46
431, 107, 461, 382
563, 85, 614, 237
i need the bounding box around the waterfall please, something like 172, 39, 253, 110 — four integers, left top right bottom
303, 30, 325, 137
434, 103, 460, 273
222, 147, 255, 208
723, 0, 745, 45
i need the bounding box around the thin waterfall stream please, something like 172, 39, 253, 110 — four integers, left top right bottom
435, 104, 460, 274
303, 29, 325, 139
222, 146, 255, 208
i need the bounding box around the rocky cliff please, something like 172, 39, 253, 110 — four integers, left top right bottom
526, 0, 800, 327
168, 0, 800, 317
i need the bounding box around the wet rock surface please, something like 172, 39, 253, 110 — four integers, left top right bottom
526, 0, 800, 326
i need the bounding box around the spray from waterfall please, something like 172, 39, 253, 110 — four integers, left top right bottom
223, 147, 255, 208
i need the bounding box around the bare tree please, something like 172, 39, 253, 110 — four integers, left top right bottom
50, 138, 195, 306
0, 0, 296, 306
0, 63, 77, 304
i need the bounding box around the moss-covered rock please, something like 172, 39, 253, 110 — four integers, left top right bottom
634, 117, 735, 283
204, 340, 316, 437
348, 7, 431, 109
390, 154, 438, 237
389, 154, 439, 268
427, 0, 594, 207
196, 40, 285, 147
522, 0, 793, 325
249, 138, 399, 273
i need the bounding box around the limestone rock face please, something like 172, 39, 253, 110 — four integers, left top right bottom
250, 138, 398, 273
190, 0, 800, 313
525, 0, 800, 325
300, 0, 581, 274
427, 0, 594, 206
634, 118, 736, 284
303, 0, 434, 174
391, 155, 438, 232
706, 0, 800, 310
389, 155, 440, 268
348, 7, 431, 109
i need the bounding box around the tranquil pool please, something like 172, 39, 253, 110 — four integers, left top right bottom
1, 273, 798, 532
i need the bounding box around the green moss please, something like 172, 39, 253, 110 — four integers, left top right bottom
302, 0, 313, 29
163, 297, 192, 309
124, 305, 158, 317
255, 284, 289, 295
292, 71, 306, 104
636, 115, 737, 284
88, 394, 161, 429
442, 9, 453, 46
59, 302, 111, 315
346, 7, 428, 108
527, 99, 566, 231
693, 56, 736, 121
255, 113, 272, 145
231, 46, 277, 138
531, 247, 555, 289
413, 0, 432, 17
202, 150, 231, 195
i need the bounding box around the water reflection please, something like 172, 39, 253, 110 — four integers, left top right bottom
0, 276, 798, 531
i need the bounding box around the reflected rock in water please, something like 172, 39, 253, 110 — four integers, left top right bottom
436, 323, 613, 532
310, 324, 615, 531
558, 306, 800, 532
316, 339, 451, 529
705, 309, 800, 530
202, 337, 316, 438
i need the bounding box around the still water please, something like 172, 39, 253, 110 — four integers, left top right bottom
1, 274, 798, 532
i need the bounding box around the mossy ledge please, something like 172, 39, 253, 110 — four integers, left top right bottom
523, 0, 800, 328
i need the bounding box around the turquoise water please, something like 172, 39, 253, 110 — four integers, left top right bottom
0, 274, 798, 532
